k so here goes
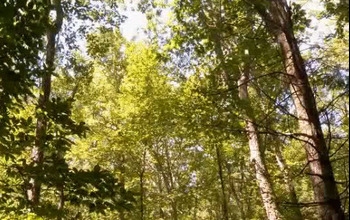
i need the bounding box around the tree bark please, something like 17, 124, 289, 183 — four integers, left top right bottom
165, 144, 178, 220
140, 150, 146, 220
27, 0, 63, 207
152, 147, 178, 220
119, 155, 127, 220
226, 161, 247, 220
196, 2, 281, 218
238, 65, 282, 220
57, 184, 64, 220
248, 1, 345, 219
215, 145, 230, 220
195, 1, 284, 218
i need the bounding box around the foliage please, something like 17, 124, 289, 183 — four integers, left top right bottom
0, 0, 348, 219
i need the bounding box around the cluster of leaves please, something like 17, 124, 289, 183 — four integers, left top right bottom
0, 96, 135, 217
322, 0, 349, 36
0, 1, 136, 218
0, 0, 48, 157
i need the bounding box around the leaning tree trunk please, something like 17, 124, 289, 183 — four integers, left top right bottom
238, 65, 282, 220
27, 0, 63, 207
248, 1, 345, 219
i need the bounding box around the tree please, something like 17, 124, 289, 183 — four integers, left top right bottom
247, 0, 345, 219
169, 0, 287, 218
0, 1, 135, 218
0, 0, 47, 159
27, 0, 64, 207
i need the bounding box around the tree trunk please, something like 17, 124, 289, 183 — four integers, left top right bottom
152, 148, 178, 220
27, 0, 63, 207
238, 65, 282, 220
226, 161, 246, 220
249, 1, 345, 219
275, 145, 303, 220
215, 145, 230, 220
140, 150, 146, 220
196, 1, 282, 218
119, 155, 127, 220
57, 184, 64, 220
165, 144, 178, 220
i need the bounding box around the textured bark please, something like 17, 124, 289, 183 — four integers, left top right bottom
248, 1, 345, 219
238, 66, 282, 220
27, 0, 63, 207
275, 145, 303, 220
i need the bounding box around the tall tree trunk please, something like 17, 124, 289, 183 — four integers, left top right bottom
165, 144, 178, 220
249, 1, 345, 219
27, 0, 63, 207
226, 161, 246, 220
57, 184, 64, 220
275, 145, 303, 220
119, 155, 127, 220
238, 65, 282, 220
152, 148, 177, 220
197, 3, 281, 218
215, 145, 229, 220
140, 150, 146, 220
197, 1, 281, 218
193, 194, 198, 219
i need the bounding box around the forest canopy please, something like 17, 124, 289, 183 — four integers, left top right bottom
0, 0, 348, 219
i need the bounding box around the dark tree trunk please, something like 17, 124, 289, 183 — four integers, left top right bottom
27, 0, 63, 208
140, 150, 146, 220
152, 148, 178, 220
57, 184, 64, 220
215, 145, 230, 220
226, 161, 247, 220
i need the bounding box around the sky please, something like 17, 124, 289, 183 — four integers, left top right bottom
118, 0, 336, 44
120, 9, 147, 41
119, 0, 172, 41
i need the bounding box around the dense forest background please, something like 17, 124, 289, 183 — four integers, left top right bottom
0, 0, 348, 219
